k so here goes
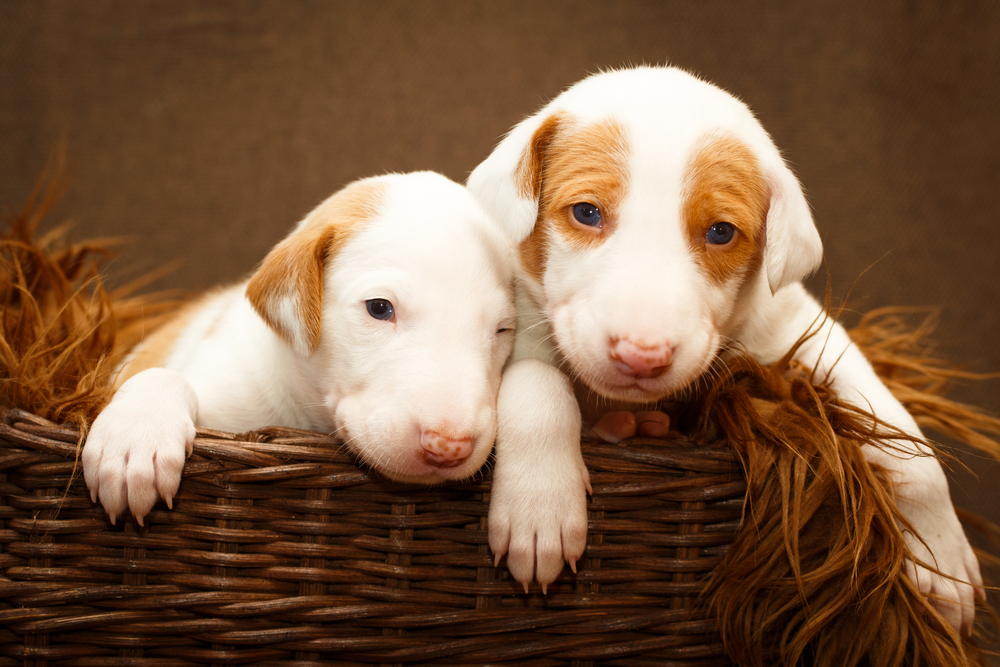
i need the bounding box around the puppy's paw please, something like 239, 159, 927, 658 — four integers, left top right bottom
82, 369, 197, 525
489, 460, 592, 593
593, 410, 670, 443
898, 490, 983, 636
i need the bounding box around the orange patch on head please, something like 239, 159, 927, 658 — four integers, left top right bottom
682, 135, 768, 284
246, 180, 386, 353
515, 114, 631, 282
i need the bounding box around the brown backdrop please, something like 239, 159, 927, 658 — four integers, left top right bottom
3, 0, 1000, 639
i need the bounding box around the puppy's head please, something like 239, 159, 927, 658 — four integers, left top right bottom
468, 66, 822, 403
247, 172, 516, 483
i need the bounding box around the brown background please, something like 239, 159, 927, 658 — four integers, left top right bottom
3, 0, 1000, 640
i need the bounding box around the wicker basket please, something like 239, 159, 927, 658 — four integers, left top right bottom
0, 406, 745, 666
4, 171, 996, 666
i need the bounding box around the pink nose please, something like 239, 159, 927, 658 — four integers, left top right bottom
609, 337, 674, 379
420, 429, 474, 467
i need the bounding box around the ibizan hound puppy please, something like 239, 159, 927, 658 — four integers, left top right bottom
83, 171, 516, 525
467, 66, 980, 633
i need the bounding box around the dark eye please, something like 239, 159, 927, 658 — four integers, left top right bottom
572, 202, 602, 227
365, 299, 395, 321
706, 222, 736, 245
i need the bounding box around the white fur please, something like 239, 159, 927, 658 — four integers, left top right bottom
83, 171, 516, 525
468, 66, 980, 632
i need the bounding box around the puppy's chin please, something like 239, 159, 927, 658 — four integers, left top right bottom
370, 449, 491, 485
339, 423, 492, 485
567, 357, 710, 404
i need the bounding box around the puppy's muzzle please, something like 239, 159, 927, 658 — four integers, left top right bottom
609, 336, 674, 379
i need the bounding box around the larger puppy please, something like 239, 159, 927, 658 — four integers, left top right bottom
467, 66, 980, 632
84, 172, 516, 523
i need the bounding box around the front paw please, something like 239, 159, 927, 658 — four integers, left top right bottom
592, 410, 671, 443
488, 461, 592, 593
82, 393, 195, 525
898, 490, 983, 636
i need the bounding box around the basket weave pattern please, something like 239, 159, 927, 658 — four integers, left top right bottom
0, 407, 745, 666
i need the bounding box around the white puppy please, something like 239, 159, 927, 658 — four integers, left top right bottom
83, 171, 516, 524
467, 66, 980, 632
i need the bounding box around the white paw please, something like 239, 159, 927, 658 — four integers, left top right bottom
488, 458, 592, 593
898, 489, 983, 636
864, 433, 983, 635
82, 369, 197, 525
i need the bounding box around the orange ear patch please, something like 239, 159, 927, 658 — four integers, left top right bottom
515, 112, 565, 202
516, 115, 631, 282
682, 135, 768, 284
246, 180, 386, 354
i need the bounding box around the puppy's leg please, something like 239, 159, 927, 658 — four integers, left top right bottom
864, 428, 983, 635
489, 359, 592, 592
770, 291, 983, 634
83, 368, 197, 525
807, 325, 982, 634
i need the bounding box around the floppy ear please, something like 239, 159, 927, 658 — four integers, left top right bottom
761, 159, 824, 293
246, 179, 383, 356
467, 111, 564, 244
245, 219, 334, 357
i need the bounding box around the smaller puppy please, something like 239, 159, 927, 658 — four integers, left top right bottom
83, 171, 516, 524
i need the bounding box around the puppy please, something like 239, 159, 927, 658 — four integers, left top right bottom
83, 171, 516, 524
467, 66, 980, 632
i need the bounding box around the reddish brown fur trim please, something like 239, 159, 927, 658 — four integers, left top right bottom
852, 307, 1000, 452
0, 156, 184, 426
682, 135, 768, 285
693, 309, 1000, 667
245, 180, 385, 351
